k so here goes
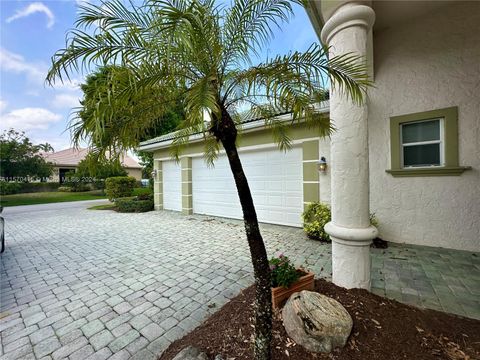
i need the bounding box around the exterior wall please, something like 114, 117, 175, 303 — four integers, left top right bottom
126, 168, 142, 181
153, 160, 163, 210
368, 2, 480, 252
49, 166, 76, 183
318, 138, 331, 204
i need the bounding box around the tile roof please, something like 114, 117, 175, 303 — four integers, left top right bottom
41, 148, 141, 169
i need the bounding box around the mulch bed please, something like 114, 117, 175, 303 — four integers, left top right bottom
159, 279, 480, 360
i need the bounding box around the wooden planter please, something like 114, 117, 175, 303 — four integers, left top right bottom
271, 271, 315, 308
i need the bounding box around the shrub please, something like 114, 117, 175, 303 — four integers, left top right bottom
115, 196, 153, 213
105, 176, 136, 201
57, 186, 72, 192
302, 202, 331, 241
0, 182, 22, 195
132, 187, 153, 197
269, 254, 300, 288
0, 181, 60, 195
302, 202, 380, 242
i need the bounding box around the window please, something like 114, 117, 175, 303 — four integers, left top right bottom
387, 106, 470, 177
401, 119, 443, 168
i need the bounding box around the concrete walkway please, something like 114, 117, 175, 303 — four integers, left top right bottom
0, 201, 479, 359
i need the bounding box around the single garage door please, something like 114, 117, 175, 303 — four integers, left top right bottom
192, 147, 303, 226
163, 160, 182, 211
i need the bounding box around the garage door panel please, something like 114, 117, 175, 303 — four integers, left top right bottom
163, 161, 182, 211
192, 147, 303, 227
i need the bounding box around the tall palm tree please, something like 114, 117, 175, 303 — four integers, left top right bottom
47, 1, 369, 358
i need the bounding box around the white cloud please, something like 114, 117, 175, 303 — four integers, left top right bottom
51, 94, 81, 109
53, 78, 83, 92
1, 107, 62, 131
0, 99, 7, 113
0, 48, 46, 84
6, 2, 55, 29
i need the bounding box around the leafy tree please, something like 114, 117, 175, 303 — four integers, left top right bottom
47, 1, 369, 358
0, 129, 53, 181
72, 65, 183, 178
73, 153, 128, 190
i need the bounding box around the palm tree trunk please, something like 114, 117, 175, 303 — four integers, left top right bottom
213, 111, 272, 360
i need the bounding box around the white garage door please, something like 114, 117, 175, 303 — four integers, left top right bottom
192, 147, 303, 226
162, 160, 182, 211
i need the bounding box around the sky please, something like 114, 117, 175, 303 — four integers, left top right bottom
0, 0, 319, 152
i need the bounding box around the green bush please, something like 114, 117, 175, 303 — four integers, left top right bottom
57, 186, 72, 192
0, 182, 22, 195
132, 187, 153, 197
269, 254, 300, 288
105, 176, 136, 201
115, 196, 154, 213
302, 202, 379, 242
0, 181, 60, 195
302, 202, 331, 241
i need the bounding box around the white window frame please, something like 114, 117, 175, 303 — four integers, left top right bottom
400, 117, 445, 168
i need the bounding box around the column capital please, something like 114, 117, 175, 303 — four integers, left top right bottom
321, 4, 375, 45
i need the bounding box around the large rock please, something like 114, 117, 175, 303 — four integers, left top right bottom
172, 346, 208, 360
282, 290, 353, 353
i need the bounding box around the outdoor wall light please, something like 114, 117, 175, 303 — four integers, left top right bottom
151, 169, 157, 179
318, 157, 327, 173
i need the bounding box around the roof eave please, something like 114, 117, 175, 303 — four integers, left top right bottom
138, 102, 330, 152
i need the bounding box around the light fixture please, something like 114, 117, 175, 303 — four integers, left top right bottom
318, 157, 327, 173
151, 169, 157, 179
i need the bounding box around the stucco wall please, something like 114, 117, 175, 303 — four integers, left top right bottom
126, 168, 143, 181
368, 2, 480, 252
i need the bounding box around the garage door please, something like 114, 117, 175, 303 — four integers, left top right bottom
163, 160, 182, 211
192, 147, 303, 226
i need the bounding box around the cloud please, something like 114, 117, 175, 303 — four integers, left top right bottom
51, 94, 81, 109
6, 2, 55, 29
1, 107, 63, 131
0, 48, 46, 84
0, 99, 7, 113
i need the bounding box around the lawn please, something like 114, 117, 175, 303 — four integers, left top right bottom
0, 190, 107, 207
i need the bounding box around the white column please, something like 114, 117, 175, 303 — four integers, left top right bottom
321, 3, 377, 290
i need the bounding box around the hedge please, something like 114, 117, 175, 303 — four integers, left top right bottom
105, 176, 136, 201
0, 182, 61, 195
115, 196, 154, 213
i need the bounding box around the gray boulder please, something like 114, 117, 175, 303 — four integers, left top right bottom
172, 346, 208, 360
282, 290, 353, 353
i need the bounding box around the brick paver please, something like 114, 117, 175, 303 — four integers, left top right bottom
1, 201, 479, 359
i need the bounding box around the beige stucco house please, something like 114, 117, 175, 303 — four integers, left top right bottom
42, 148, 143, 182
139, 1, 479, 289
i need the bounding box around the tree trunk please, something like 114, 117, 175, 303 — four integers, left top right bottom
212, 109, 272, 360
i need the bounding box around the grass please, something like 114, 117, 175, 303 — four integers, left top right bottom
0, 190, 107, 207
88, 203, 117, 210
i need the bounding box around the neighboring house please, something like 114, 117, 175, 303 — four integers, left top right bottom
42, 148, 143, 183
139, 0, 479, 271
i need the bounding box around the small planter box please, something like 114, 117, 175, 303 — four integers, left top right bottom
271, 271, 315, 308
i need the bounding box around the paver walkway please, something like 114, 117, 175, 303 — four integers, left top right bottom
1, 201, 479, 359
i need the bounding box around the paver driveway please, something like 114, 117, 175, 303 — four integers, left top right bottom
1, 201, 479, 359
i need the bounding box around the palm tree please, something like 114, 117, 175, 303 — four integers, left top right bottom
47, 1, 369, 358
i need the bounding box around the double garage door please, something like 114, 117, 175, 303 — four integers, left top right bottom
163, 147, 303, 227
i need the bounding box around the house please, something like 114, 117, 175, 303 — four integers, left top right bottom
42, 148, 143, 183
139, 1, 479, 289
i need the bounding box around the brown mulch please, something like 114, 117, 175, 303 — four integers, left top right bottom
159, 279, 480, 360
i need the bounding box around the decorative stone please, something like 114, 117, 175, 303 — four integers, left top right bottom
172, 346, 208, 360
282, 291, 353, 353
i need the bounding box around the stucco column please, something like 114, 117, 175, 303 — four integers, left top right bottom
153, 160, 163, 210
321, 3, 378, 289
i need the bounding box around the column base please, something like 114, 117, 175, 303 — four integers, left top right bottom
325, 222, 378, 290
